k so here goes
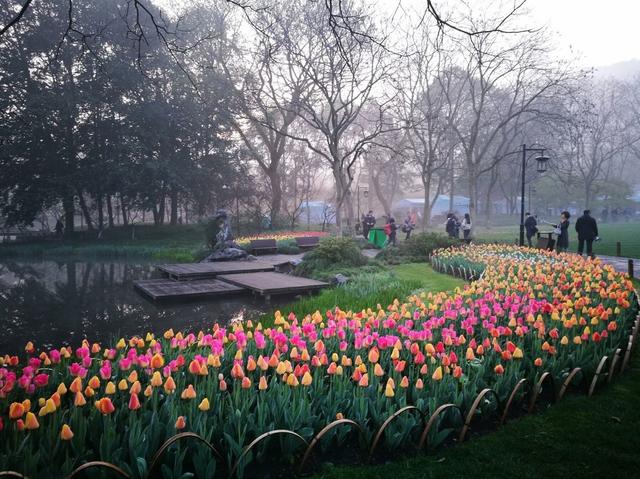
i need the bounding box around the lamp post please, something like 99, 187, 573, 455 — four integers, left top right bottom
356, 186, 368, 230
518, 144, 549, 246
499, 145, 550, 246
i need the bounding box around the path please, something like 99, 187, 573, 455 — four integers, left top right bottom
598, 254, 638, 277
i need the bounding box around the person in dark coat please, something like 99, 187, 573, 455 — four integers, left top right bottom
55, 219, 64, 237
362, 210, 376, 240
575, 209, 599, 258
524, 212, 538, 247
555, 211, 571, 253
445, 213, 459, 239
402, 214, 415, 240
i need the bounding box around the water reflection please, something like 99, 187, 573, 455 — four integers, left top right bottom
0, 260, 273, 355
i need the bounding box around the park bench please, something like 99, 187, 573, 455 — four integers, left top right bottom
249, 238, 278, 255
295, 236, 320, 250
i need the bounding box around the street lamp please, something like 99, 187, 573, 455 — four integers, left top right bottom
502, 144, 550, 247
357, 186, 368, 226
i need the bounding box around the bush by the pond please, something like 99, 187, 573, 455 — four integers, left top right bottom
295, 236, 369, 278
377, 232, 457, 264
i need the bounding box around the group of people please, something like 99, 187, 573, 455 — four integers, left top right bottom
525, 209, 599, 257
361, 210, 418, 247
445, 213, 472, 241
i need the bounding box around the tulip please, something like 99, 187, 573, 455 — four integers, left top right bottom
181, 384, 197, 399
494, 364, 505, 375
164, 376, 176, 394
128, 392, 141, 410
175, 416, 186, 430
105, 381, 116, 395
88, 376, 100, 389
358, 373, 369, 387
69, 377, 82, 394
74, 392, 87, 407
9, 402, 25, 420
57, 382, 68, 395
95, 397, 115, 414
118, 379, 128, 391
513, 347, 523, 359
25, 412, 39, 430
151, 353, 164, 369
60, 424, 74, 440
241, 377, 252, 389
374, 363, 384, 377
415, 378, 424, 389
258, 376, 268, 391
368, 347, 379, 364
198, 398, 210, 411
301, 372, 313, 386
384, 383, 395, 397
432, 366, 443, 381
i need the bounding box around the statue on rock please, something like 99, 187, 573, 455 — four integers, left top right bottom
202, 209, 250, 262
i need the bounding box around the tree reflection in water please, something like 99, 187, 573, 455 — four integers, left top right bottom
0, 260, 271, 355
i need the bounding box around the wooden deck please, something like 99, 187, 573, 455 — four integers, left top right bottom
217, 272, 328, 299
134, 279, 245, 300
157, 261, 274, 281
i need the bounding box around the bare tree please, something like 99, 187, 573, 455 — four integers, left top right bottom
279, 0, 395, 235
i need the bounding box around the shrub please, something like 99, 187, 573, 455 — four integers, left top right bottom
295, 236, 368, 278
377, 232, 457, 263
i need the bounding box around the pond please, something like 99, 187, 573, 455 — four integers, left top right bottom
0, 259, 278, 355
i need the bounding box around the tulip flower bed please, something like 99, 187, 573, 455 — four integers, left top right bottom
235, 231, 329, 245
0, 245, 638, 478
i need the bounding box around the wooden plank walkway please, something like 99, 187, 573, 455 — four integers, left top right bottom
134, 279, 245, 300
157, 261, 274, 281
218, 272, 328, 299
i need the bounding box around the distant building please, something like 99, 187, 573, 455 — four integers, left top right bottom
299, 200, 336, 225
394, 195, 470, 219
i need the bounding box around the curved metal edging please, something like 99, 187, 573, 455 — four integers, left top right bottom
0, 473, 28, 479
459, 388, 501, 442
147, 432, 223, 478
588, 356, 609, 397
230, 429, 309, 479
66, 462, 131, 479
368, 406, 426, 460
417, 403, 464, 450
500, 378, 528, 424
557, 367, 584, 400
298, 419, 364, 472
621, 335, 634, 373
608, 349, 622, 383
528, 372, 556, 413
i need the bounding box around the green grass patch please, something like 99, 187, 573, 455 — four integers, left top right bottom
313, 349, 640, 479
472, 222, 640, 258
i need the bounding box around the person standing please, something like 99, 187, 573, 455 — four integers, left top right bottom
555, 211, 571, 253
402, 213, 415, 240
524, 212, 538, 247
575, 209, 599, 258
362, 210, 376, 240
461, 213, 472, 242
55, 219, 64, 237
384, 217, 398, 247
445, 213, 459, 239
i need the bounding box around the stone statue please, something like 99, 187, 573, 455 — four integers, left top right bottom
202, 209, 250, 262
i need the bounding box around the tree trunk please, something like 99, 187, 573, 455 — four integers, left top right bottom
170, 188, 178, 225
422, 177, 431, 233
372, 171, 392, 216
97, 194, 104, 231
106, 195, 114, 228
268, 169, 282, 228
77, 192, 94, 231
63, 193, 75, 236
120, 195, 129, 226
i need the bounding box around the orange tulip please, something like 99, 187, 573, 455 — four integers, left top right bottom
60, 424, 74, 440
432, 366, 443, 381
128, 392, 141, 410
259, 376, 268, 391
74, 392, 87, 407
175, 416, 186, 430
164, 376, 176, 394
181, 384, 197, 400
95, 397, 115, 415
151, 353, 164, 369
241, 377, 252, 389
25, 412, 39, 430
301, 371, 313, 386
9, 402, 24, 420
494, 364, 505, 375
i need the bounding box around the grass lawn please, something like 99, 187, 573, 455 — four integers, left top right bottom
268, 264, 464, 329
471, 222, 640, 258
311, 279, 640, 479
